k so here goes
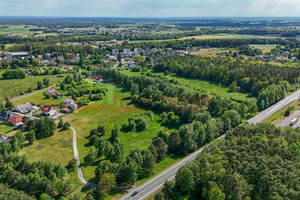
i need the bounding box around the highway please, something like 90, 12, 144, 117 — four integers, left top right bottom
248, 89, 300, 124
119, 89, 300, 200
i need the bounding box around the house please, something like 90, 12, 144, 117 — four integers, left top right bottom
15, 102, 33, 113
112, 49, 119, 56
5, 52, 29, 62
42, 105, 56, 116
123, 49, 131, 56
7, 116, 24, 126
94, 76, 104, 84
0, 110, 15, 120
60, 107, 71, 114
134, 48, 143, 55
62, 99, 78, 110
47, 88, 62, 99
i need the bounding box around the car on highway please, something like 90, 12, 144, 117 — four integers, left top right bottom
131, 191, 138, 197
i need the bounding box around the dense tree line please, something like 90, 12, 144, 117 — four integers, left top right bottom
158, 123, 300, 200
61, 74, 108, 102
2, 69, 26, 79
121, 112, 153, 132
0, 131, 71, 199
154, 55, 297, 110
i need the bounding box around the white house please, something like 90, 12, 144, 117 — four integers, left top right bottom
134, 48, 143, 55
15, 102, 33, 113
112, 49, 119, 56
123, 49, 131, 56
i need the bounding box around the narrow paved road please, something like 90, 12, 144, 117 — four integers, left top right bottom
119, 89, 300, 200
248, 90, 300, 124
1, 86, 55, 104
71, 126, 98, 187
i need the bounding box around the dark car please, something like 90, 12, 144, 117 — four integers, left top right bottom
131, 191, 138, 197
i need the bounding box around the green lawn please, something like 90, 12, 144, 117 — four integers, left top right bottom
0, 121, 15, 134
0, 25, 47, 35
0, 75, 66, 102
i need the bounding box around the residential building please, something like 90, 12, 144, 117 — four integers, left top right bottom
7, 116, 24, 126
62, 99, 78, 110
123, 49, 131, 56
47, 88, 62, 99
112, 49, 119, 56
42, 105, 56, 116
60, 108, 71, 114
5, 52, 29, 62
0, 110, 15, 120
134, 48, 143, 55
15, 102, 33, 113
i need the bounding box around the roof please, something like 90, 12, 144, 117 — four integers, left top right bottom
62, 99, 74, 104
7, 52, 29, 56
42, 105, 53, 112
16, 102, 32, 110
61, 108, 70, 112
8, 116, 23, 123
47, 88, 56, 94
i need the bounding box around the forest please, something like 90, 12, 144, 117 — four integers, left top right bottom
154, 55, 296, 110
157, 123, 300, 200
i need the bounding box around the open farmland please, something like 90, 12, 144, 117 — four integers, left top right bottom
0, 75, 66, 102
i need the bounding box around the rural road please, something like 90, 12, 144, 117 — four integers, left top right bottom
248, 89, 300, 124
71, 126, 98, 187
1, 86, 55, 104
118, 89, 300, 200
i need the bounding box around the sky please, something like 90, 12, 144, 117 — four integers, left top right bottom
0, 0, 299, 17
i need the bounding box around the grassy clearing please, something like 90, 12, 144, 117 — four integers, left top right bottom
64, 83, 168, 182
263, 100, 300, 125
0, 25, 46, 35
179, 33, 275, 40
0, 121, 15, 134
121, 70, 253, 102
249, 44, 277, 53
12, 90, 66, 107
19, 129, 73, 165
19, 128, 86, 198
190, 48, 234, 56
0, 75, 66, 102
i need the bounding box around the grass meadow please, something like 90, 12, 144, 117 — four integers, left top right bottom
0, 75, 66, 102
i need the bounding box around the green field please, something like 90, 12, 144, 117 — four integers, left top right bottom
179, 33, 274, 40
19, 129, 73, 165
12, 90, 66, 107
0, 75, 66, 102
64, 83, 177, 183
249, 44, 277, 53
0, 25, 46, 35
0, 121, 15, 134
121, 70, 253, 102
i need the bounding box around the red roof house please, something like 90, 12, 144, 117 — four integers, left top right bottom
8, 116, 23, 126
42, 105, 56, 116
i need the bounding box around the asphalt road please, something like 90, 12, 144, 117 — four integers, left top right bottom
119, 135, 226, 200
247, 90, 300, 124
276, 110, 300, 128
119, 89, 300, 200
71, 126, 98, 187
